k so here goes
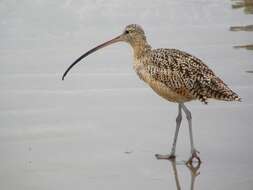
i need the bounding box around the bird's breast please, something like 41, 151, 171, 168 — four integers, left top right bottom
133, 60, 146, 81
133, 60, 191, 103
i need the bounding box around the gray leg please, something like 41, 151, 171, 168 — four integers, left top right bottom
155, 103, 182, 159
181, 104, 195, 153
171, 103, 182, 155
181, 104, 201, 164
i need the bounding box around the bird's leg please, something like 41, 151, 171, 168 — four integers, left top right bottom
155, 103, 182, 160
186, 161, 201, 190
181, 104, 201, 164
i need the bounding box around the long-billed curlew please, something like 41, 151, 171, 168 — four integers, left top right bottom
62, 24, 241, 164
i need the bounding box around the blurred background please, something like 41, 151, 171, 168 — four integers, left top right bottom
0, 0, 253, 189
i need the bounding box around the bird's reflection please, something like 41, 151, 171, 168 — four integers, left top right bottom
167, 159, 201, 190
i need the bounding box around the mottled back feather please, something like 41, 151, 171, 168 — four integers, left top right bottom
142, 48, 240, 104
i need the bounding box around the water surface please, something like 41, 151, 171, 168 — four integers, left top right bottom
0, 0, 253, 190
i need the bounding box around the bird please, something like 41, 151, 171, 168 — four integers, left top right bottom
62, 24, 241, 164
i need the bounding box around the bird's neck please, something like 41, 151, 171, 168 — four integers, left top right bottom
130, 38, 152, 59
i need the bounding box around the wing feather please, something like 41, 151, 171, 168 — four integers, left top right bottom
144, 48, 217, 103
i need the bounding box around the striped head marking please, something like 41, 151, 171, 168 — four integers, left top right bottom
124, 24, 145, 35
122, 24, 146, 44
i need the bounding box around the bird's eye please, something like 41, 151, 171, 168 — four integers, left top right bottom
125, 30, 129, 34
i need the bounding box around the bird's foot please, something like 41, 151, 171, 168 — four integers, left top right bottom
155, 153, 176, 160
186, 149, 201, 165
186, 161, 201, 177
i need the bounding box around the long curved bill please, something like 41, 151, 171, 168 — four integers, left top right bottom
62, 35, 122, 80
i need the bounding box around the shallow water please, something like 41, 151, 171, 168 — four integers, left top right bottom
1, 0, 253, 189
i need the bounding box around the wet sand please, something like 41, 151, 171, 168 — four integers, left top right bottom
1, 0, 253, 189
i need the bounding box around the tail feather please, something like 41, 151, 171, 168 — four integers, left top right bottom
206, 77, 241, 102
214, 89, 241, 101
192, 76, 241, 103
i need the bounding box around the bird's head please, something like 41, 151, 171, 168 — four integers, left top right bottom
121, 24, 146, 45
62, 24, 147, 80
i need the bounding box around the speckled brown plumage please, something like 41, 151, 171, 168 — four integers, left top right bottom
136, 48, 240, 104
